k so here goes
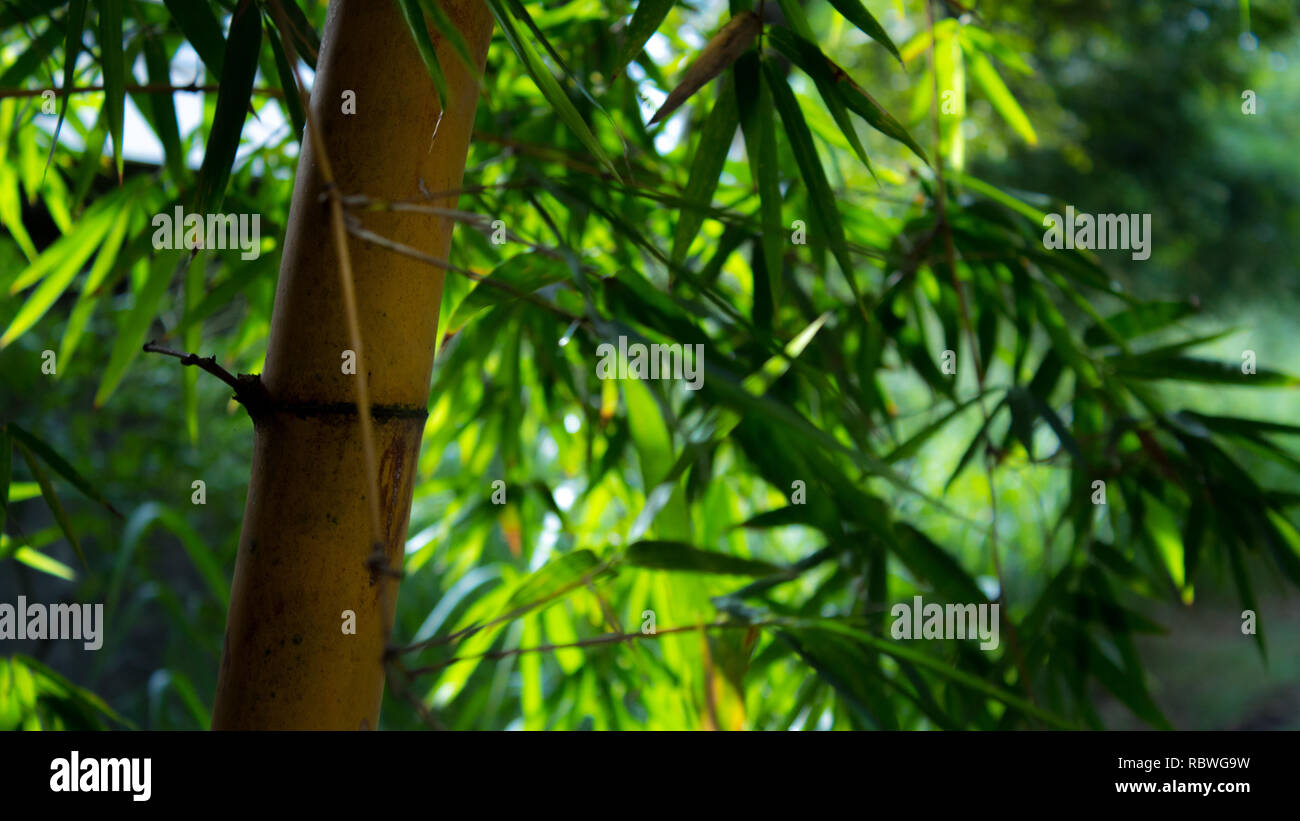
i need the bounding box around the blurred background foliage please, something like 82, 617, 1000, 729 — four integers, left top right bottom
1, 0, 1298, 730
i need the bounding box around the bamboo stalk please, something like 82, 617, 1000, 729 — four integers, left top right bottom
211, 0, 495, 730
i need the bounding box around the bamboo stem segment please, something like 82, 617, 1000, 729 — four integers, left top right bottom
212, 0, 494, 730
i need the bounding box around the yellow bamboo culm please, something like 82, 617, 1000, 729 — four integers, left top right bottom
212, 0, 494, 730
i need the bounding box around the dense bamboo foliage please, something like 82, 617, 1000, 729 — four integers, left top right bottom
2, 0, 1299, 730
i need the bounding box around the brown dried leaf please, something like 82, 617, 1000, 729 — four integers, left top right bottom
649, 11, 760, 126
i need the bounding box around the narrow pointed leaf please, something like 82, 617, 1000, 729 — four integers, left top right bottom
163, 0, 226, 73
397, 0, 450, 105
15, 441, 85, 569
762, 58, 857, 293
964, 42, 1036, 145
418, 0, 476, 72
44, 0, 87, 178
625, 540, 783, 576
649, 11, 759, 126
487, 0, 620, 178
95, 251, 184, 407
8, 424, 122, 518
194, 0, 262, 214
266, 19, 307, 140
142, 35, 186, 181
824, 0, 901, 63
615, 0, 675, 77
99, 0, 125, 180
735, 52, 782, 303
671, 76, 739, 263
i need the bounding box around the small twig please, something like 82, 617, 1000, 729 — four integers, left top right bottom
142, 341, 241, 390
343, 218, 589, 327
401, 620, 773, 679
386, 566, 614, 660
142, 341, 269, 418
0, 83, 284, 99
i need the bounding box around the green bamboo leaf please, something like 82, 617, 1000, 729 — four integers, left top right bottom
418, 0, 476, 73
671, 76, 739, 263
118, 503, 229, 607
893, 523, 987, 603
625, 540, 783, 576
274, 0, 321, 69
147, 668, 210, 729
183, 252, 204, 445
776, 628, 893, 728
800, 620, 1076, 728
99, 0, 125, 180
765, 27, 873, 173
1032, 282, 1100, 388
1083, 300, 1199, 346
775, 0, 817, 41
0, 19, 62, 87
835, 69, 929, 164
397, 0, 451, 106
194, 0, 262, 214
15, 440, 84, 569
945, 394, 1006, 490
1224, 532, 1266, 659
885, 394, 984, 464
0, 163, 38, 261
1177, 411, 1300, 438
962, 41, 1036, 145
623, 376, 693, 541
446, 254, 569, 331
762, 58, 858, 299
486, 0, 620, 179
9, 191, 121, 294
174, 249, 277, 333
824, 0, 901, 63
1119, 329, 1238, 361
738, 505, 824, 530
615, 0, 675, 77
44, 0, 87, 179
12, 655, 131, 728
1084, 634, 1172, 729
57, 204, 137, 367
265, 19, 306, 140
1024, 390, 1082, 460
505, 549, 601, 610
950, 171, 1045, 222
13, 546, 76, 581
740, 311, 830, 396
8, 423, 121, 518
95, 251, 184, 407
142, 35, 186, 181
961, 26, 1033, 75
163, 0, 226, 73
0, 201, 123, 348
1263, 510, 1300, 588
1116, 355, 1300, 387
735, 52, 782, 305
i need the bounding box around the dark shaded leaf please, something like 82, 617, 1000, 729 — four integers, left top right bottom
824, 0, 901, 62
15, 441, 83, 569
163, 0, 226, 73
649, 11, 759, 125
671, 75, 739, 263
615, 0, 675, 77
625, 540, 784, 576
98, 0, 125, 180
194, 0, 262, 214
